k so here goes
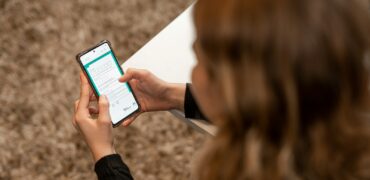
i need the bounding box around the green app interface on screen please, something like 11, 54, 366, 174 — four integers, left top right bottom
80, 43, 138, 124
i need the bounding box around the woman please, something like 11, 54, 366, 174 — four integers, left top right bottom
73, 0, 370, 179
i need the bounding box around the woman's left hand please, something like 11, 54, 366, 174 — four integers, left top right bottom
73, 72, 115, 162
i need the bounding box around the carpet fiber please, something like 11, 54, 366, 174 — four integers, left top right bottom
0, 0, 206, 179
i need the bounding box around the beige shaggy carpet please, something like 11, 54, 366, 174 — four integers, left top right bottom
0, 0, 207, 179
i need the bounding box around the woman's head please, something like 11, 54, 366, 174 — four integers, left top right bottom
191, 0, 370, 179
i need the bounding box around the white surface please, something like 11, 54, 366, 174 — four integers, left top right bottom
122, 5, 196, 83
121, 4, 216, 136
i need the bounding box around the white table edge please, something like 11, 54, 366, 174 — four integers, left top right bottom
170, 110, 217, 136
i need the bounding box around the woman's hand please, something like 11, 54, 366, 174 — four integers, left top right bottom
73, 73, 115, 162
119, 68, 186, 126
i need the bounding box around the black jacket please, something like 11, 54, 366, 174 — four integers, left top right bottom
94, 83, 206, 180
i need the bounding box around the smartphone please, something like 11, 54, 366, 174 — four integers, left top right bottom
76, 40, 140, 127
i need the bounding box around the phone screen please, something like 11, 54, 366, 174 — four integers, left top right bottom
79, 42, 139, 125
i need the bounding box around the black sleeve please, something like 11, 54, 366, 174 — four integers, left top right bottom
95, 154, 134, 180
184, 83, 208, 121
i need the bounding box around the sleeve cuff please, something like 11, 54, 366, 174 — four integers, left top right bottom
94, 154, 130, 178
184, 83, 195, 118
184, 83, 208, 121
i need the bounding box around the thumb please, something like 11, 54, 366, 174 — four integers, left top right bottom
98, 95, 111, 123
119, 69, 134, 83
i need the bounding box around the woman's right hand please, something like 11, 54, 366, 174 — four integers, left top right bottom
118, 68, 185, 126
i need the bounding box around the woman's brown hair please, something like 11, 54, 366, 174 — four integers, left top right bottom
193, 0, 370, 179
